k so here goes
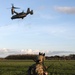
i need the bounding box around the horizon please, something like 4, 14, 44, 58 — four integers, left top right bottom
0, 48, 75, 58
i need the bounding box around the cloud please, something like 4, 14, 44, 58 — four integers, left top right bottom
0, 48, 9, 57
0, 48, 8, 54
0, 48, 20, 57
21, 49, 49, 54
54, 6, 75, 14
48, 51, 75, 56
0, 48, 49, 57
21, 49, 75, 56
0, 48, 75, 57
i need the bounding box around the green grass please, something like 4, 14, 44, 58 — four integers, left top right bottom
0, 60, 75, 75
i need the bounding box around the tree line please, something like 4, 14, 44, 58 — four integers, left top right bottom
46, 54, 75, 60
5, 54, 37, 60
5, 54, 75, 60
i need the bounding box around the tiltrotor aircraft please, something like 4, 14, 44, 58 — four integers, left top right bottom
11, 4, 33, 19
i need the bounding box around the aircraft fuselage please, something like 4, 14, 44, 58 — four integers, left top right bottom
11, 13, 28, 19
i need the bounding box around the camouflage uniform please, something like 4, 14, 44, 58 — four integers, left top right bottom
27, 52, 48, 75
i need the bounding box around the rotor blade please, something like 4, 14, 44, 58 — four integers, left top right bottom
13, 7, 20, 9
7, 7, 20, 9
11, 4, 20, 9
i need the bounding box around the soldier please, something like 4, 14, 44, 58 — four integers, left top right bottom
27, 52, 48, 75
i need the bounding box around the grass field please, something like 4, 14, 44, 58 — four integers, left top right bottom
0, 60, 75, 75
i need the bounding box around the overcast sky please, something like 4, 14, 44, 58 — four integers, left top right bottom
0, 0, 75, 57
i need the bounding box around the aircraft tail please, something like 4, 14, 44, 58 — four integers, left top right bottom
30, 10, 33, 15
27, 8, 33, 15
27, 8, 30, 13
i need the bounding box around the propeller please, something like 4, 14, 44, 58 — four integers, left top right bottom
11, 4, 20, 15
11, 4, 20, 9
7, 4, 20, 9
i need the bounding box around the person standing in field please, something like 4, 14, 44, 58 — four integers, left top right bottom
27, 52, 48, 75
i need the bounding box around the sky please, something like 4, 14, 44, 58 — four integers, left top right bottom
0, 0, 75, 57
